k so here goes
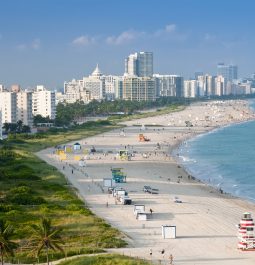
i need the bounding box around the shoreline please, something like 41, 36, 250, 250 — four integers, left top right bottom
37, 99, 255, 265
171, 117, 255, 204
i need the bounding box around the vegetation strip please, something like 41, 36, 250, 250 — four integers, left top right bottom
0, 101, 183, 264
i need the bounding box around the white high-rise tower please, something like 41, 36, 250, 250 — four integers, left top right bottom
125, 52, 153, 77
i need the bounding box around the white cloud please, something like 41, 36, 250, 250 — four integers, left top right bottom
165, 24, 176, 33
106, 30, 144, 45
72, 35, 95, 46
154, 24, 177, 37
16, 44, 27, 51
204, 33, 216, 41
31, 38, 41, 50
16, 38, 41, 51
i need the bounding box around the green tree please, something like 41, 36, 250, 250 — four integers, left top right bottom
16, 120, 23, 133
0, 219, 17, 265
2, 123, 10, 134
29, 218, 64, 265
33, 115, 52, 126
21, 125, 31, 133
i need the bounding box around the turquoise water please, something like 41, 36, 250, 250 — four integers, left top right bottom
176, 100, 255, 202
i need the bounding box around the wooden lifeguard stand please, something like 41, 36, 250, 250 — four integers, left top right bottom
139, 134, 150, 142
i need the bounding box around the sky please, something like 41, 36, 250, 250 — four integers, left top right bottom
0, 0, 255, 89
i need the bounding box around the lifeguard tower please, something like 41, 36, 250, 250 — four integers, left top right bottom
111, 168, 127, 183
237, 212, 255, 250
139, 134, 150, 142
118, 150, 130, 160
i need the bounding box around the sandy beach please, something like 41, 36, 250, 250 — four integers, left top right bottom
37, 100, 255, 265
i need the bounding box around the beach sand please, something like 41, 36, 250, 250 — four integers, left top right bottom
38, 100, 255, 265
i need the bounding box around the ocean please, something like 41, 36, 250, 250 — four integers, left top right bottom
175, 99, 255, 202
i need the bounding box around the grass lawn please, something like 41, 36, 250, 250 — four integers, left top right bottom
58, 254, 150, 265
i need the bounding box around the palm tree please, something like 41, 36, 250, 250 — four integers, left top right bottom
0, 219, 17, 265
29, 218, 64, 265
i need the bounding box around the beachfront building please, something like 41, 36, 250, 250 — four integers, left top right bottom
123, 77, 156, 101
104, 75, 123, 100
82, 64, 105, 100
114, 77, 123, 99
183, 80, 198, 98
0, 91, 17, 123
0, 110, 2, 139
154, 74, 184, 97
125, 51, 153, 77
214, 75, 226, 96
62, 79, 91, 104
229, 80, 252, 95
196, 74, 215, 97
61, 65, 107, 104
32, 85, 56, 119
16, 91, 33, 127
0, 84, 5, 92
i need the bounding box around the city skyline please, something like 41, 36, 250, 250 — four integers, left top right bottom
0, 0, 255, 88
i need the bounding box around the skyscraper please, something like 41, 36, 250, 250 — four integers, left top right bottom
217, 63, 238, 82
125, 52, 153, 77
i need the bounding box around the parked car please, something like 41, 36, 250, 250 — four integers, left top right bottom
143, 185, 151, 192
173, 196, 182, 203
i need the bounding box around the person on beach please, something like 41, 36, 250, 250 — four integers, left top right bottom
169, 254, 173, 265
150, 208, 153, 215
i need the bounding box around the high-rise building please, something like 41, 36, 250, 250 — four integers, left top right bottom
196, 74, 215, 97
16, 91, 33, 127
125, 52, 153, 77
63, 79, 90, 104
82, 65, 105, 100
32, 86, 56, 119
0, 110, 2, 139
123, 77, 156, 101
217, 63, 238, 82
0, 84, 6, 92
0, 92, 17, 123
214, 75, 225, 96
154, 74, 184, 97
184, 80, 198, 98
115, 78, 123, 99
104, 75, 123, 100
194, 72, 203, 80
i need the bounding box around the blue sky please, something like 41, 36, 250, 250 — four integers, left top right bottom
0, 0, 254, 89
